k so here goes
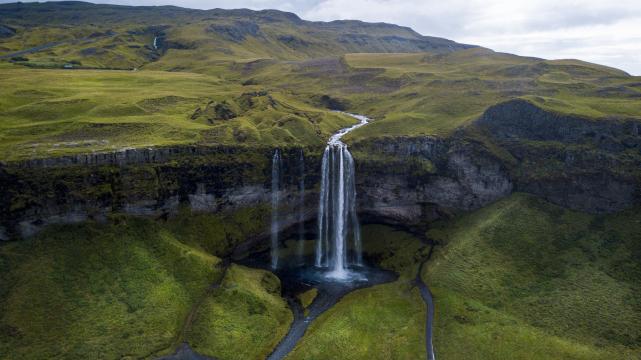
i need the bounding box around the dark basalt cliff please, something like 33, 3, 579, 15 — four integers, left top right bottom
351, 136, 513, 226
476, 99, 641, 212
1, 99, 640, 241
0, 147, 324, 240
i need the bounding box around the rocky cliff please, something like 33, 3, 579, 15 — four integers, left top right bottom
1, 99, 640, 241
475, 99, 641, 212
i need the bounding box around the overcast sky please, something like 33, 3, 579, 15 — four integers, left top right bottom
4, 0, 641, 75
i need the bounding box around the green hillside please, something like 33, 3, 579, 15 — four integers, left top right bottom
1, 2, 640, 161
1, 3, 641, 359
0, 66, 355, 161
423, 194, 641, 359
0, 1, 472, 70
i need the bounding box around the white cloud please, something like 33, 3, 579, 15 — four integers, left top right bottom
300, 0, 641, 74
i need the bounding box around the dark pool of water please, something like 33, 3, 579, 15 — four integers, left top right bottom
240, 251, 397, 360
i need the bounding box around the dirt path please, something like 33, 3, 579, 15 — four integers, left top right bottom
154, 262, 229, 360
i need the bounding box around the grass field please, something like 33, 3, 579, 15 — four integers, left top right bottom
0, 67, 356, 161
187, 264, 293, 360
2, 3, 640, 159
423, 193, 641, 359
0, 203, 284, 359
0, 217, 223, 359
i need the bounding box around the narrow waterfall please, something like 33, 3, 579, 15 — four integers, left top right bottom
297, 149, 306, 263
316, 114, 369, 278
271, 149, 282, 270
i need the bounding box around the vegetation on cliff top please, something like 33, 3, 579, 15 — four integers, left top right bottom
423, 193, 641, 359
1, 2, 640, 162
0, 67, 356, 161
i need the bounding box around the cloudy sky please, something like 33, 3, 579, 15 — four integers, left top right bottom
5, 0, 641, 75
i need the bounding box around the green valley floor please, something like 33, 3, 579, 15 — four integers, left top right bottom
1, 194, 641, 359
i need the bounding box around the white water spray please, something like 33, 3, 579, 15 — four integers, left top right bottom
297, 149, 306, 263
271, 149, 282, 270
316, 114, 369, 279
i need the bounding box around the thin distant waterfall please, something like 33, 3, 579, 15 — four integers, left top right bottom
315, 114, 369, 278
271, 149, 282, 270
297, 149, 306, 263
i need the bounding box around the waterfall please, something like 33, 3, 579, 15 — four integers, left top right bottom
271, 149, 282, 270
297, 149, 306, 263
315, 114, 369, 278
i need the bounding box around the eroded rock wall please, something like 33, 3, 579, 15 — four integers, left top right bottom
2, 99, 640, 240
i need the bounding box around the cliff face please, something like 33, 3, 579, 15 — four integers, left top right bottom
0, 147, 322, 240
1, 99, 640, 240
475, 99, 641, 212
351, 137, 513, 226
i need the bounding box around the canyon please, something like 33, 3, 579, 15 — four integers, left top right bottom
2, 99, 639, 243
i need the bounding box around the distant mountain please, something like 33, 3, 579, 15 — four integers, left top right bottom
0, 1, 475, 69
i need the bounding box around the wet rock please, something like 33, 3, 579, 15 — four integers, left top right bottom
189, 183, 217, 212
354, 136, 512, 226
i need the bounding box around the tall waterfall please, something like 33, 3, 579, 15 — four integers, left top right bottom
271, 149, 282, 270
297, 149, 306, 262
316, 114, 369, 278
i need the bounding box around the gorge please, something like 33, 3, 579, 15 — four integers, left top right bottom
1, 2, 641, 360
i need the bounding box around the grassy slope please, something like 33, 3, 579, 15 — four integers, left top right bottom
0, 2, 468, 70
336, 50, 641, 141
422, 193, 641, 359
187, 264, 293, 360
0, 217, 223, 359
231, 49, 640, 145
0, 205, 282, 359
1, 5, 640, 158
0, 66, 355, 161
287, 225, 430, 360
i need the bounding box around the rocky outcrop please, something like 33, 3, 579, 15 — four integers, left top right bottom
0, 24, 16, 38
2, 99, 640, 240
0, 147, 323, 240
477, 98, 641, 151
474, 99, 641, 212
352, 136, 513, 227
206, 21, 262, 42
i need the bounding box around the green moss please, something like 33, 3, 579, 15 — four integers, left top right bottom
187, 264, 293, 360
361, 224, 430, 279
0, 217, 223, 359
297, 288, 318, 310
423, 193, 641, 359
287, 281, 426, 360
165, 204, 270, 257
